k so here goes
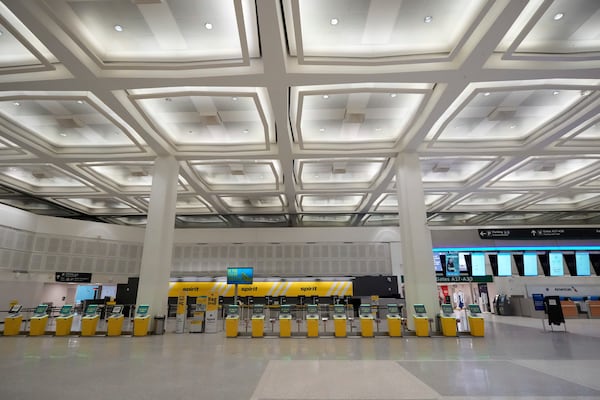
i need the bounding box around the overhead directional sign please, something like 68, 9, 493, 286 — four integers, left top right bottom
478, 228, 600, 240
55, 272, 92, 283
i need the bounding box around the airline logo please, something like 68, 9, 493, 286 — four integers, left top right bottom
169, 281, 352, 297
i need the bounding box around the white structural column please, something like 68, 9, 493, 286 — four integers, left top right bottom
136, 156, 179, 319
396, 153, 439, 330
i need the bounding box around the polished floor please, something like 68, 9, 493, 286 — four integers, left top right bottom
1, 315, 600, 400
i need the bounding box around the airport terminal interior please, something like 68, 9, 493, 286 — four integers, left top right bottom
1, 0, 600, 399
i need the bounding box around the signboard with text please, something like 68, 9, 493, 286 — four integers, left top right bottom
55, 272, 92, 283
478, 228, 600, 240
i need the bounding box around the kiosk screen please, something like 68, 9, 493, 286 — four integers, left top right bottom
85, 304, 98, 315
136, 305, 149, 316
468, 304, 482, 314
359, 305, 371, 315
387, 304, 399, 314
413, 304, 427, 315
307, 304, 318, 314
112, 305, 123, 314
227, 305, 239, 316
253, 305, 264, 315
441, 304, 453, 315
9, 304, 22, 313
334, 305, 346, 315
59, 305, 73, 316
280, 305, 291, 314
34, 305, 48, 314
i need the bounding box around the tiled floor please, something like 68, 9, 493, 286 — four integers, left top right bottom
1, 315, 600, 400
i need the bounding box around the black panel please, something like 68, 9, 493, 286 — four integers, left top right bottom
464, 253, 473, 276
488, 254, 498, 276
352, 276, 399, 297
591, 254, 600, 276
563, 254, 577, 276
513, 254, 525, 276
538, 253, 550, 276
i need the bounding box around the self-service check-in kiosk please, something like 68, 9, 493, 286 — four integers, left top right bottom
359, 304, 374, 337
107, 305, 124, 336
251, 304, 265, 338
225, 305, 240, 338
133, 304, 151, 336
81, 304, 100, 336
3, 304, 23, 336
413, 304, 429, 337
306, 304, 319, 338
29, 304, 49, 336
279, 304, 292, 338
386, 304, 402, 337
333, 304, 347, 338
55, 305, 74, 336
467, 304, 484, 337
440, 304, 457, 337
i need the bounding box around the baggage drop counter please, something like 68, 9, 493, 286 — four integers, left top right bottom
386, 304, 402, 337
467, 304, 485, 337
333, 304, 347, 338
413, 304, 430, 337
81, 304, 100, 336
107, 305, 125, 336
225, 305, 240, 338
55, 305, 74, 336
29, 305, 49, 336
133, 305, 151, 336
3, 304, 23, 336
359, 304, 374, 337
439, 304, 457, 337
306, 304, 319, 338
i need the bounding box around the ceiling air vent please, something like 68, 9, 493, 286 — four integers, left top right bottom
130, 169, 149, 177
343, 111, 366, 124
32, 172, 48, 179
487, 107, 516, 121
432, 163, 451, 173
534, 162, 555, 172
230, 164, 245, 176
199, 114, 222, 126
56, 116, 85, 129
332, 162, 347, 174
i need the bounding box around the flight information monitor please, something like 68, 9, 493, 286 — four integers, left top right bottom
441, 304, 453, 315
497, 253, 512, 276
523, 253, 538, 276
549, 252, 564, 276
468, 304, 482, 314
111, 305, 123, 314
576, 252, 591, 276
414, 304, 427, 315
387, 304, 399, 314
59, 305, 73, 316
471, 253, 486, 276
334, 304, 346, 314
34, 304, 48, 315
9, 304, 22, 313
136, 304, 150, 316
307, 304, 318, 314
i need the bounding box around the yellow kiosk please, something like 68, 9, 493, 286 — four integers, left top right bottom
107, 305, 125, 336
225, 305, 240, 337
439, 304, 457, 337
279, 304, 292, 338
413, 304, 430, 337
386, 304, 402, 337
133, 304, 151, 336
80, 304, 100, 336
251, 304, 265, 338
55, 305, 74, 336
467, 304, 485, 337
333, 304, 347, 338
29, 304, 49, 336
359, 304, 374, 337
306, 304, 319, 338
3, 304, 23, 336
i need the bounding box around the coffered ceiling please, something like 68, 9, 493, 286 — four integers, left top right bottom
0, 0, 599, 228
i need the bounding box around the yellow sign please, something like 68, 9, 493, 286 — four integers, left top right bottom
168, 281, 353, 298
207, 292, 218, 312
176, 291, 186, 315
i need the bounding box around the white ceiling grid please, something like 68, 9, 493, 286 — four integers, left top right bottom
0, 0, 598, 228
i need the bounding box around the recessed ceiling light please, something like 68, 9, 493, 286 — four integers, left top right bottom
187, 130, 193, 135
322, 95, 329, 99
76, 100, 84, 104
330, 18, 339, 25
319, 128, 325, 132
59, 132, 68, 137
553, 91, 560, 96
12, 102, 20, 106
424, 16, 433, 23
113, 24, 124, 32
375, 127, 382, 132
510, 124, 516, 129
232, 97, 238, 101
204, 22, 213, 30
242, 129, 249, 134
165, 97, 172, 102
581, 90, 592, 96
390, 93, 397, 98
483, 92, 491, 96
553, 12, 564, 21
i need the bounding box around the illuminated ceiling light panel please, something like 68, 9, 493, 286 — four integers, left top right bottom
112, 216, 148, 226
558, 212, 600, 221
362, 214, 399, 225
292, 85, 430, 149
131, 88, 273, 150
300, 214, 352, 222
436, 88, 584, 141
424, 193, 445, 206
0, 164, 87, 188
420, 158, 494, 183
88, 164, 153, 187
491, 213, 542, 221
498, 0, 600, 59
535, 193, 600, 205
428, 213, 478, 223
220, 195, 286, 211
66, 197, 132, 209
373, 193, 397, 212
175, 196, 210, 210
177, 215, 227, 224
459, 193, 524, 206
297, 158, 387, 188
50, 0, 259, 65
284, 0, 489, 63
191, 160, 281, 191
496, 157, 598, 185
238, 215, 288, 223
0, 198, 55, 211
299, 194, 364, 211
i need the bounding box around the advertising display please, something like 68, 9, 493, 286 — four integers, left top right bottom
549, 252, 564, 276
226, 267, 253, 284
445, 253, 460, 276
497, 253, 512, 276
575, 252, 591, 276
470, 253, 486, 276
523, 253, 538, 276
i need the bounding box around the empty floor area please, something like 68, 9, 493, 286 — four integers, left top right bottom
1, 315, 600, 400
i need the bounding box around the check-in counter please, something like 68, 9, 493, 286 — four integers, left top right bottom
55, 305, 74, 336
3, 304, 23, 336
385, 304, 402, 337
413, 304, 429, 337
225, 305, 240, 338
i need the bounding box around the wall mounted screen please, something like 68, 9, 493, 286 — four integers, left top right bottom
227, 267, 254, 284
497, 253, 512, 276
470, 253, 486, 276
445, 253, 460, 276
575, 252, 591, 276
523, 253, 538, 276
458, 252, 469, 272
549, 252, 564, 276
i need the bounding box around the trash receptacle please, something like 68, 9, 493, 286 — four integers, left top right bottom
153, 315, 166, 335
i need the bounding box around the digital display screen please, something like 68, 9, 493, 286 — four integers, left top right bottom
497, 253, 512, 276
85, 304, 98, 315
359, 305, 371, 315
280, 305, 291, 314
445, 253, 460, 276
334, 305, 346, 314
387, 304, 399, 314
226, 267, 254, 284
227, 305, 239, 315
112, 305, 123, 314
9, 304, 22, 313
441, 304, 453, 315
471, 253, 486, 276
34, 305, 48, 314
468, 304, 482, 314
307, 304, 318, 314
458, 252, 469, 272
549, 252, 564, 276
253, 304, 264, 315
576, 252, 591, 276
433, 253, 443, 272
59, 305, 73, 315
524, 253, 538, 276
136, 305, 149, 316
413, 304, 427, 314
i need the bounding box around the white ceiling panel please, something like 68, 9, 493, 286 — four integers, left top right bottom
296, 158, 388, 190
190, 160, 281, 192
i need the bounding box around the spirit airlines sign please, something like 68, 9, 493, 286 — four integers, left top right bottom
168, 281, 352, 298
